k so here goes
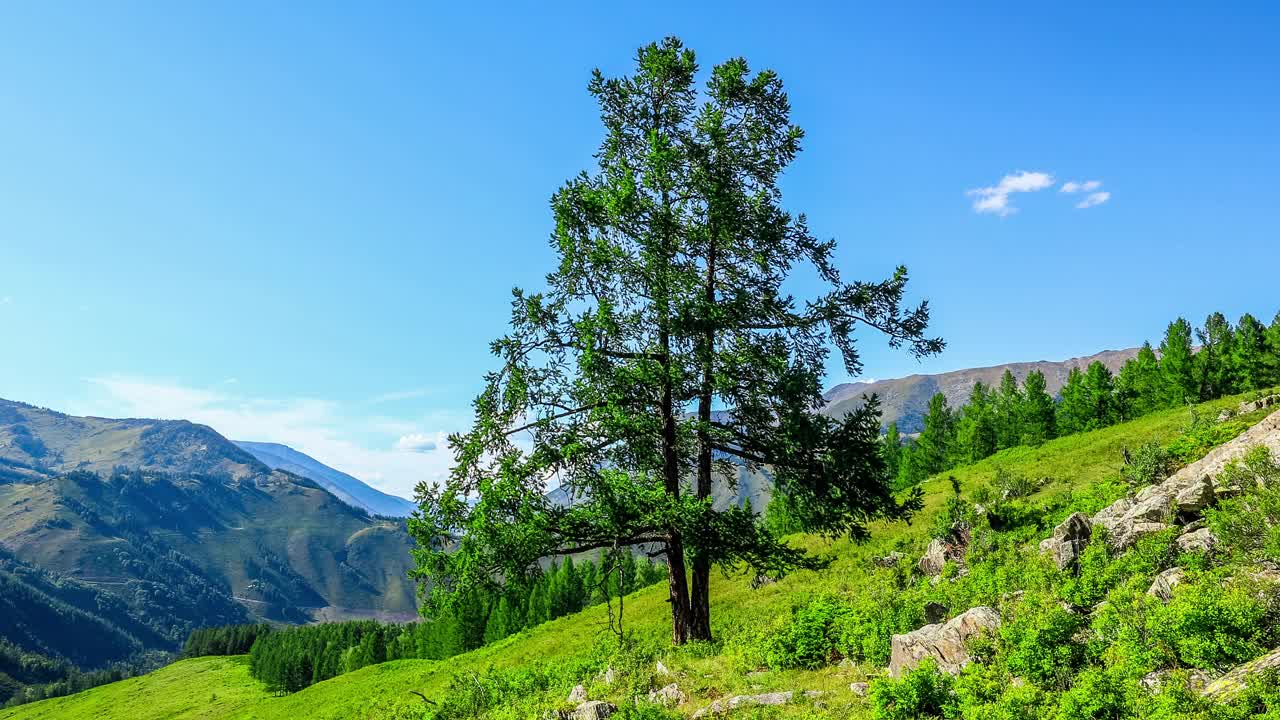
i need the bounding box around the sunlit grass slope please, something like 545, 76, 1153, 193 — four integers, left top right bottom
3, 392, 1269, 720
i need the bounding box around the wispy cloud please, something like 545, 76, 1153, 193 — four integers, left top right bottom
77, 376, 461, 500
966, 171, 1055, 216
1074, 191, 1111, 209
1060, 180, 1102, 194
369, 388, 435, 404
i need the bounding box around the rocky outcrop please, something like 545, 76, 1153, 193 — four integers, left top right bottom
567, 685, 588, 703
1177, 527, 1217, 554
1202, 647, 1280, 699
1085, 408, 1280, 549
1039, 512, 1093, 570
849, 682, 869, 696
647, 684, 686, 707
1147, 567, 1186, 603
1219, 394, 1280, 421
569, 700, 617, 720
919, 524, 970, 576
889, 606, 1001, 677
692, 691, 824, 718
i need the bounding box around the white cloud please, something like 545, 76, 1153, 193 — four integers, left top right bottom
395, 433, 440, 453
370, 388, 434, 404
1075, 191, 1111, 209
76, 376, 460, 500
966, 171, 1055, 216
1, 296, 11, 305
1060, 180, 1102, 193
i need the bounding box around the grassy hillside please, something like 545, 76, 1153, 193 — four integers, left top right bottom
6, 391, 1276, 720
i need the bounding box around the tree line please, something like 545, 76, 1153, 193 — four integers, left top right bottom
225, 552, 665, 693
887, 310, 1280, 486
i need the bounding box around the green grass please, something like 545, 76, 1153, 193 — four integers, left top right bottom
5, 392, 1274, 720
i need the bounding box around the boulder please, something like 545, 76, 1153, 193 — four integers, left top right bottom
849, 682, 869, 696
692, 691, 826, 717
889, 606, 1001, 677
1175, 476, 1216, 514
647, 683, 686, 707
570, 700, 617, 720
1147, 567, 1186, 603
1203, 647, 1280, 699
918, 538, 950, 576
655, 660, 670, 676
567, 684, 588, 703
1039, 512, 1092, 570
1177, 527, 1217, 554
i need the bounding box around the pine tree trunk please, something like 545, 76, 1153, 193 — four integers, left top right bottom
665, 534, 692, 645
689, 240, 716, 643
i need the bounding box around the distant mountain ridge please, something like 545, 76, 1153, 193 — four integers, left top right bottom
0, 397, 419, 692
234, 441, 416, 518
821, 348, 1141, 433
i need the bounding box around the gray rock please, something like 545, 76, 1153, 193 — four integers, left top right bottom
1142, 669, 1214, 694
567, 684, 588, 703
1175, 476, 1216, 513
849, 682, 870, 696
1039, 512, 1092, 570
1203, 647, 1280, 699
570, 700, 617, 720
1147, 567, 1186, 603
1177, 527, 1217, 554
889, 606, 1001, 677
874, 552, 905, 568
1115, 522, 1174, 549
692, 691, 795, 718
918, 538, 950, 576
647, 683, 686, 707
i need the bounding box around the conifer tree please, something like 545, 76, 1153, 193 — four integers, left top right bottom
993, 370, 1023, 450
1056, 367, 1090, 436
1081, 361, 1118, 429
1159, 318, 1198, 407
1115, 342, 1162, 418
881, 423, 903, 480
955, 382, 997, 463
408, 37, 940, 645
1232, 313, 1270, 392
1019, 369, 1056, 445
1196, 312, 1236, 400
911, 393, 955, 478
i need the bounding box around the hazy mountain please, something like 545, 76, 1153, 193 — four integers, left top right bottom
234, 441, 417, 518
0, 398, 419, 682
822, 348, 1141, 432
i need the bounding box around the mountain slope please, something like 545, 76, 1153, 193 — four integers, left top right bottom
7, 391, 1270, 720
233, 441, 416, 517
822, 347, 1141, 432
0, 398, 420, 687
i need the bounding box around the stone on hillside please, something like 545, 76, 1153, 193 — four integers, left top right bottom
647, 683, 686, 707
1147, 567, 1186, 603
692, 691, 794, 718
889, 606, 1001, 677
1175, 475, 1216, 513
655, 660, 670, 676
874, 552, 904, 568
849, 681, 870, 696
918, 524, 970, 576
1203, 647, 1280, 699
570, 700, 617, 720
1039, 512, 1092, 570
1177, 527, 1217, 554
1111, 522, 1174, 549
568, 685, 588, 703
1142, 669, 1214, 694
601, 667, 616, 685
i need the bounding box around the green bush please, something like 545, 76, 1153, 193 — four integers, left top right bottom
1000, 593, 1087, 689
761, 596, 849, 670
871, 658, 958, 720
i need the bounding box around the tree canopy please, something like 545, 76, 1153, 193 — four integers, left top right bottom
408, 37, 941, 644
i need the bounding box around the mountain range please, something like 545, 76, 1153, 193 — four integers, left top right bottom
233, 441, 417, 517
821, 347, 1141, 432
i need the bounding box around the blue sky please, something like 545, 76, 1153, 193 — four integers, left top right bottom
2, 2, 1277, 498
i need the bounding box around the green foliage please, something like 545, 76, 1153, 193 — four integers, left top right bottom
760, 596, 849, 669
1000, 593, 1087, 688
182, 624, 271, 659
871, 658, 958, 720
1207, 446, 1280, 560
1160, 318, 1198, 407
410, 36, 939, 647
1120, 442, 1174, 488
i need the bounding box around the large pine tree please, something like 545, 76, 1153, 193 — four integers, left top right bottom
408, 38, 941, 644
1159, 318, 1198, 407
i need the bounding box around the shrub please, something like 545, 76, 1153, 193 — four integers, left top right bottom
1000, 592, 1087, 689
761, 596, 849, 669
1053, 667, 1131, 720
1207, 446, 1280, 560
871, 658, 958, 720
1120, 442, 1174, 488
